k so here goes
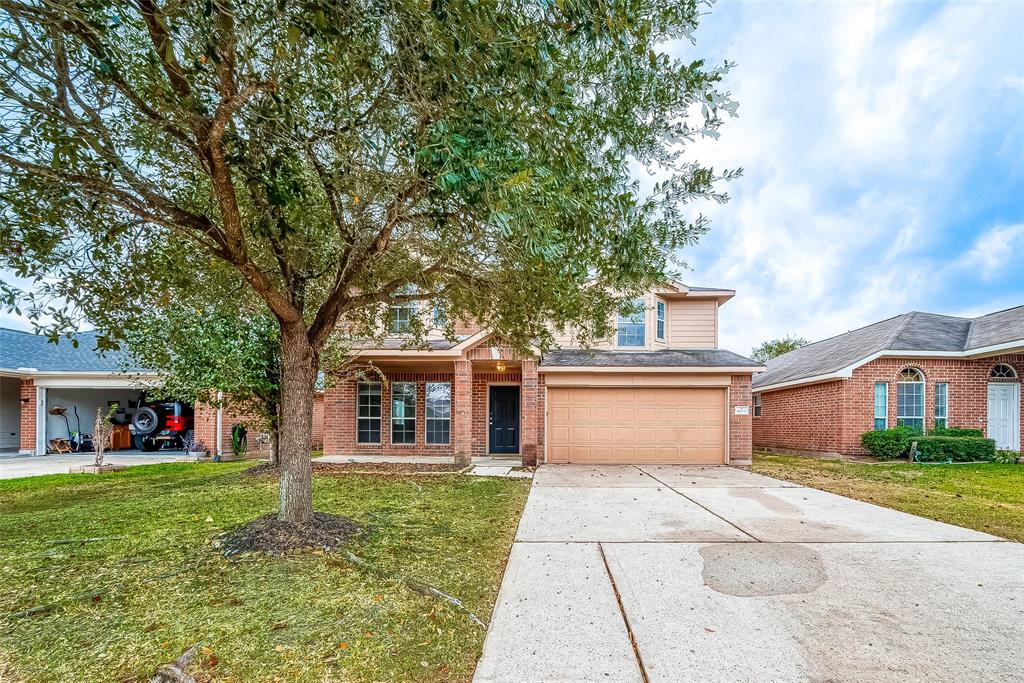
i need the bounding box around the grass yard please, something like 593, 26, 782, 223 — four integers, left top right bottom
0, 462, 530, 682
752, 453, 1024, 542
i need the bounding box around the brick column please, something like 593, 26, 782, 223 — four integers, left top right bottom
729, 374, 753, 465
19, 379, 36, 455
520, 360, 539, 466
453, 360, 473, 465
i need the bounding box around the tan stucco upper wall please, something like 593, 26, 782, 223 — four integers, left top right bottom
551, 293, 719, 350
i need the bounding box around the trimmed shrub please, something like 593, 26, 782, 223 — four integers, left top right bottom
913, 435, 996, 463
990, 450, 1021, 464
929, 426, 983, 437
860, 427, 916, 459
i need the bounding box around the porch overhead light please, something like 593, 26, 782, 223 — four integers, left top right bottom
495, 360, 507, 372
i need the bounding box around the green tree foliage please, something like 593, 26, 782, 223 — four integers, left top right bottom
751, 335, 809, 364
0, 0, 738, 522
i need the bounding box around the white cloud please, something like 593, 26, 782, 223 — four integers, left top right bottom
954, 223, 1024, 279
670, 0, 1024, 354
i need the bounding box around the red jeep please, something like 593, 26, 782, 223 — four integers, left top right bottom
130, 400, 195, 451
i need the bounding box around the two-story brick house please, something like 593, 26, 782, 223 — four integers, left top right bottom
323, 282, 763, 466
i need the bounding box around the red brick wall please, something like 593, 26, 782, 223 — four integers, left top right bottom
19, 379, 35, 453
752, 380, 847, 455
324, 371, 458, 457
754, 354, 1024, 456
729, 374, 753, 463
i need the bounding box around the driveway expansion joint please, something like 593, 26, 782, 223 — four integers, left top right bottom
598, 542, 651, 683
633, 465, 764, 542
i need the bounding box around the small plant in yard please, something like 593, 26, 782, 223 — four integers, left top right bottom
991, 450, 1021, 464
182, 433, 208, 456
231, 423, 248, 458
91, 407, 115, 467
860, 426, 918, 459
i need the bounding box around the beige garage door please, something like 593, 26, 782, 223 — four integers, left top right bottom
547, 386, 726, 464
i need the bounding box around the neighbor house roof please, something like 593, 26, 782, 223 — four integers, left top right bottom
753, 306, 1024, 392
0, 327, 136, 375
541, 348, 762, 369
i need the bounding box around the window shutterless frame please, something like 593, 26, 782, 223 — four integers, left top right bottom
391, 382, 416, 444
753, 394, 762, 417
616, 298, 646, 347
873, 382, 887, 430
896, 369, 924, 431
656, 300, 666, 341
934, 382, 948, 429
356, 382, 382, 444
425, 382, 451, 445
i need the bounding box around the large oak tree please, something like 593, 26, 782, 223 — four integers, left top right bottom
0, 0, 737, 523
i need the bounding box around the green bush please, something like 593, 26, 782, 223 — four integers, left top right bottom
929, 426, 984, 437
912, 436, 996, 462
860, 427, 916, 459
990, 449, 1021, 464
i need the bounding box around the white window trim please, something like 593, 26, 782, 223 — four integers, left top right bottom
934, 382, 948, 426
896, 370, 924, 429
425, 382, 451, 445
356, 382, 382, 444
388, 301, 419, 335
873, 382, 888, 430
753, 394, 762, 417
656, 300, 666, 341
616, 298, 646, 348
390, 382, 417, 445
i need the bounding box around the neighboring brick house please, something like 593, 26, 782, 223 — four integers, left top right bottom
752, 307, 1024, 456
324, 282, 763, 466
0, 327, 321, 456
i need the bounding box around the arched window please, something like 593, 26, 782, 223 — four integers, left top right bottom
896, 368, 924, 431
990, 364, 1018, 379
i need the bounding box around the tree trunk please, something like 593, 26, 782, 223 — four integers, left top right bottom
277, 322, 318, 524
268, 427, 280, 467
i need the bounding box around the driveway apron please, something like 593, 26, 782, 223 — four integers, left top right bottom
473, 465, 1024, 683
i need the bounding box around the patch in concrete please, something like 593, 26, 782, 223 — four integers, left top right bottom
699, 543, 826, 597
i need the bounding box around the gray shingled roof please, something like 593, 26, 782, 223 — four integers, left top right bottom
0, 328, 134, 373
353, 337, 465, 351
541, 348, 761, 368
753, 306, 1024, 390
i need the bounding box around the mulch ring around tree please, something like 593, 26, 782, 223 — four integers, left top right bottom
215, 512, 361, 557
244, 461, 465, 478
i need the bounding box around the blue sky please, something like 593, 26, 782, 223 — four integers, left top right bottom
672, 0, 1024, 353
2, 1, 1022, 355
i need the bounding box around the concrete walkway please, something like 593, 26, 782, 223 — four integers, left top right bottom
474, 465, 1024, 682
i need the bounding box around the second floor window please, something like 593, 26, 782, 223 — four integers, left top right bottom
656, 301, 666, 341
388, 300, 418, 334
617, 299, 645, 347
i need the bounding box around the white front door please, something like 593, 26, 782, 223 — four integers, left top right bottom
987, 383, 1021, 451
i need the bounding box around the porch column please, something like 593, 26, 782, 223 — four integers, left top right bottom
19, 379, 37, 455
453, 360, 473, 465
521, 359, 539, 466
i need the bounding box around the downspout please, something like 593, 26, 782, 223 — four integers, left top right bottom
215, 391, 223, 457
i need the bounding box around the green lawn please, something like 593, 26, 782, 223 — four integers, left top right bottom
0, 463, 530, 682
752, 453, 1024, 542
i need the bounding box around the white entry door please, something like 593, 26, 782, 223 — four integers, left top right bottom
987, 383, 1021, 451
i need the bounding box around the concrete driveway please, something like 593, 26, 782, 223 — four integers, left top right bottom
474, 465, 1024, 682
0, 452, 185, 479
